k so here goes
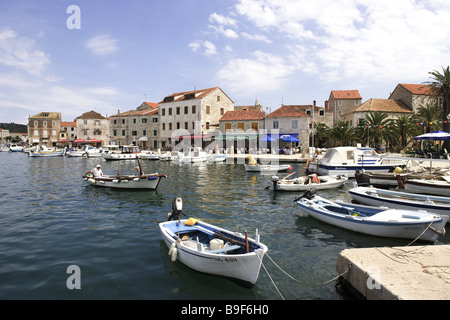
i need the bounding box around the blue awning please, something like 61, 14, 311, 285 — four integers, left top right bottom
259, 134, 300, 142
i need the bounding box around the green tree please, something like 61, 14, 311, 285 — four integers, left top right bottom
363, 111, 399, 151
314, 122, 330, 148
412, 103, 442, 134
329, 121, 356, 146
394, 114, 416, 150
424, 66, 450, 147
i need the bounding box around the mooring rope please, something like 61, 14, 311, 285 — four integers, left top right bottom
405, 219, 435, 246
258, 252, 350, 300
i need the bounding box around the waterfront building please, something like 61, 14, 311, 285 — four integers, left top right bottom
158, 87, 234, 149
389, 83, 443, 113
328, 90, 363, 125
218, 109, 265, 153
28, 112, 62, 147
59, 121, 76, 143
340, 98, 413, 126
264, 105, 310, 152
0, 128, 10, 142
75, 110, 109, 145
109, 102, 159, 149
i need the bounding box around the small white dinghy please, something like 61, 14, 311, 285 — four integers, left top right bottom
295, 188, 448, 242
244, 155, 291, 173
270, 173, 348, 191
159, 198, 268, 288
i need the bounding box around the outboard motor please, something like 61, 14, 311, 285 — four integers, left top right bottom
293, 187, 317, 202
167, 197, 187, 221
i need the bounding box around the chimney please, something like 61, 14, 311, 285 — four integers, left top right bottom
325, 100, 328, 109
118, 109, 120, 115
313, 100, 316, 108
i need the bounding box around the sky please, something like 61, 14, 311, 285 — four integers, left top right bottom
1, 0, 450, 124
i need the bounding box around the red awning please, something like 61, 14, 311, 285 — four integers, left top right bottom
170, 134, 213, 140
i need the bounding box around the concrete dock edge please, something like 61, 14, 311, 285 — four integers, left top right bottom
336, 245, 450, 300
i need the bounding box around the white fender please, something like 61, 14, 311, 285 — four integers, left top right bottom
170, 247, 178, 262
168, 242, 176, 256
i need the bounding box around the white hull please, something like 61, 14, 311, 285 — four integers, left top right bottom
349, 185, 450, 217
28, 150, 64, 157
84, 174, 166, 189
245, 164, 291, 172
296, 195, 448, 242
159, 219, 267, 288
102, 153, 139, 161
274, 175, 348, 191
404, 179, 450, 197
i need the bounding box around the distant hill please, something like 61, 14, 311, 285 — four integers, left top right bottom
0, 123, 28, 133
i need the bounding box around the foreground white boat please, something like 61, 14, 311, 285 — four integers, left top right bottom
175, 147, 209, 163
295, 188, 448, 242
28, 146, 65, 157
159, 199, 268, 288
9, 144, 24, 152
83, 172, 166, 189
306, 147, 406, 177
270, 174, 348, 191
349, 185, 450, 217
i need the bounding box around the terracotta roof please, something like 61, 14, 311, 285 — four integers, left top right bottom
266, 105, 309, 118
331, 90, 362, 99
343, 99, 412, 116
143, 102, 158, 109
61, 121, 76, 127
219, 109, 265, 121
30, 112, 61, 119
76, 110, 105, 119
159, 87, 220, 103
399, 84, 435, 95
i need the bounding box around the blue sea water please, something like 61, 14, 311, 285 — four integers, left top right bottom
1, 152, 448, 300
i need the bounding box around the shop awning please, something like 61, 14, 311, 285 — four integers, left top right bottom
259, 133, 300, 142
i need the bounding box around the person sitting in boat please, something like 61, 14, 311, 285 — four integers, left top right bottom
92, 165, 103, 177
135, 166, 143, 176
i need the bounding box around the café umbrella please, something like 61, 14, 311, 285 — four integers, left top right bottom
414, 130, 450, 141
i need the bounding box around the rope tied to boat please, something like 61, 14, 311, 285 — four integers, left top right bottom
258, 252, 351, 300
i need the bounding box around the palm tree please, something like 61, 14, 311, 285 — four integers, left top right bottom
394, 114, 416, 150
363, 111, 399, 151
413, 103, 442, 134
314, 122, 330, 147
424, 66, 450, 147
329, 121, 356, 146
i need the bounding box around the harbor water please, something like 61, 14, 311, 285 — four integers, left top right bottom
1, 152, 449, 300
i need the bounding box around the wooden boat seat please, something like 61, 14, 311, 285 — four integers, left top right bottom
208, 244, 241, 254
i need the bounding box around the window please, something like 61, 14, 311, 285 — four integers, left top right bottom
152, 118, 158, 123
43, 121, 47, 126
94, 129, 101, 135
162, 123, 166, 130
185, 122, 188, 130
133, 118, 136, 124
34, 130, 38, 136
206, 106, 210, 114
132, 131, 137, 136
273, 121, 279, 129
83, 129, 88, 135
83, 120, 87, 125
162, 109, 166, 116
113, 130, 117, 136
52, 121, 56, 126
251, 122, 258, 131
34, 120, 38, 126
184, 106, 188, 114
122, 130, 126, 136
192, 105, 196, 113
237, 123, 245, 131
142, 118, 147, 123
292, 120, 298, 129
176, 107, 180, 115
43, 130, 48, 137
153, 130, 157, 136
206, 122, 210, 130
143, 130, 147, 136
176, 122, 180, 129
122, 119, 125, 124
169, 108, 172, 116
169, 123, 172, 130
113, 119, 117, 124
225, 123, 232, 131
319, 110, 324, 116
217, 95, 220, 102
52, 130, 56, 136
95, 120, 100, 125
220, 108, 224, 115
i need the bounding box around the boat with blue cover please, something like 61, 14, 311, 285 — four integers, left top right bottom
295, 188, 448, 242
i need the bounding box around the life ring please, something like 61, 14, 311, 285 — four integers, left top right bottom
311, 174, 320, 184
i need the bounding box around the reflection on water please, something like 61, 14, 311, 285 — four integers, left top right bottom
1, 152, 449, 300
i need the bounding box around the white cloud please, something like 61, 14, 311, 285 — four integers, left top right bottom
209, 12, 237, 26
232, 0, 450, 85
189, 40, 217, 56
241, 32, 272, 43
209, 25, 239, 39
85, 34, 118, 56
0, 28, 50, 75
217, 51, 292, 95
